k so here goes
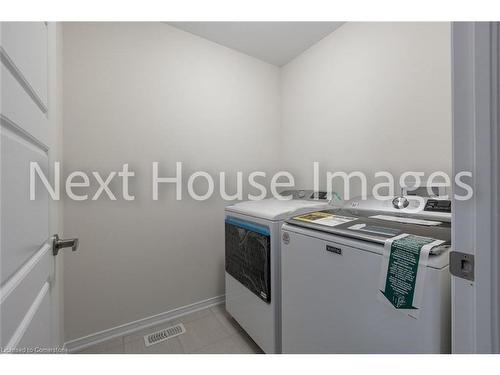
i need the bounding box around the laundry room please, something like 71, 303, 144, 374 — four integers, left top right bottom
1, 11, 498, 362
60, 22, 452, 354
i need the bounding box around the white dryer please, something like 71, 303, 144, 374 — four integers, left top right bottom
281, 195, 452, 353
224, 190, 331, 353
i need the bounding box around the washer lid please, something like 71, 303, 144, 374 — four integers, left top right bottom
225, 198, 331, 221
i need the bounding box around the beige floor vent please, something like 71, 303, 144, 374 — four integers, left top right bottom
144, 323, 186, 347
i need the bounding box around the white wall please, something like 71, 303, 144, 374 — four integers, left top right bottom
62, 23, 281, 341
281, 22, 452, 197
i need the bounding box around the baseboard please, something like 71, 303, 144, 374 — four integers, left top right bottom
64, 294, 225, 353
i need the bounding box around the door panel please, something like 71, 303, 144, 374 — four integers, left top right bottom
12, 282, 51, 350
0, 22, 57, 352
1, 126, 49, 284
1, 62, 50, 148
1, 22, 48, 109
1, 247, 52, 345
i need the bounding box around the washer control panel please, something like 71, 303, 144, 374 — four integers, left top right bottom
424, 199, 452, 213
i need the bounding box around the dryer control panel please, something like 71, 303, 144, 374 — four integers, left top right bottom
280, 190, 329, 201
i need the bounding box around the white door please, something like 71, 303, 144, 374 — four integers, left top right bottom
1, 22, 71, 353
451, 22, 500, 353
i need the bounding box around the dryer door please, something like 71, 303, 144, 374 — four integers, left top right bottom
225, 217, 271, 303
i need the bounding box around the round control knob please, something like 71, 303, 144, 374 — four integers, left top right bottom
392, 196, 409, 209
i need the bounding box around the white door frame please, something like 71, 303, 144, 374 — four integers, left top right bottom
451, 22, 500, 353
47, 22, 64, 350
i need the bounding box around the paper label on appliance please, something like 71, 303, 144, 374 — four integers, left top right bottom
294, 212, 356, 227
378, 234, 444, 319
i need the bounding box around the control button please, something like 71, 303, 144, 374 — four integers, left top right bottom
392, 196, 409, 209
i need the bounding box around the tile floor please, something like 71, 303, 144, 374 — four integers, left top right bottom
77, 304, 263, 354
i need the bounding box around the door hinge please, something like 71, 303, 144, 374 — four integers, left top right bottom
449, 251, 475, 281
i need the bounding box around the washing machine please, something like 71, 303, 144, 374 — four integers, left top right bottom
281, 194, 452, 353
224, 190, 331, 353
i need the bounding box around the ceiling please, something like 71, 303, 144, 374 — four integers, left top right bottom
168, 22, 344, 66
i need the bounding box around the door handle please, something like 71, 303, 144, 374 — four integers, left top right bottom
52, 234, 79, 256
